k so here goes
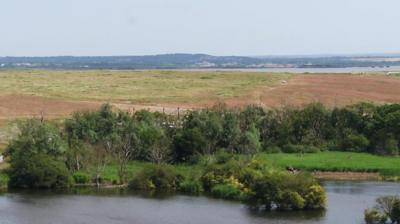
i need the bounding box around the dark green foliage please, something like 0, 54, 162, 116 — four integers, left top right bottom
282, 144, 320, 153
214, 151, 237, 164
391, 200, 400, 223
236, 125, 261, 154
337, 129, 369, 152
364, 196, 400, 224
129, 165, 183, 190
246, 172, 325, 211
8, 153, 72, 189
264, 146, 282, 153
0, 172, 9, 189
7, 120, 72, 189
198, 155, 325, 211
364, 209, 386, 224
173, 128, 207, 162
6, 101, 400, 190
73, 172, 90, 184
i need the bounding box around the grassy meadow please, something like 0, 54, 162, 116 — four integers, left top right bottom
259, 152, 400, 176
0, 70, 291, 104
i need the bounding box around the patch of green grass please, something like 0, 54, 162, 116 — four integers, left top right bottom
257, 152, 400, 176
0, 70, 292, 104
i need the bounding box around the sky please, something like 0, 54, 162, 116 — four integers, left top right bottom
1, 0, 399, 56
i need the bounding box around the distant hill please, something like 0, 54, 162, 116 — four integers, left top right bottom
1, 53, 400, 69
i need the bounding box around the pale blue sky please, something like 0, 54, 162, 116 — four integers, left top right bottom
1, 0, 399, 56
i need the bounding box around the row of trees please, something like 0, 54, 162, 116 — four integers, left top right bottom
175, 102, 400, 157
5, 102, 400, 188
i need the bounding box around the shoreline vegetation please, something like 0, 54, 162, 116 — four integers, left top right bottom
1, 102, 400, 210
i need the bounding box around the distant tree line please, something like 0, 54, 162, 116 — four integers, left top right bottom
1, 54, 400, 69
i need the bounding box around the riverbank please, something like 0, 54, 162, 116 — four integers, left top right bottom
313, 171, 381, 181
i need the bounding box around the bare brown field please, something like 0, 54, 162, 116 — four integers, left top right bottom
248, 74, 400, 107
0, 95, 100, 120
0, 71, 399, 121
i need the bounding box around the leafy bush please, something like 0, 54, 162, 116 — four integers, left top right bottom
0, 172, 9, 189
8, 153, 72, 189
200, 158, 247, 190
6, 119, 72, 189
246, 175, 281, 210
339, 130, 369, 152
277, 191, 305, 210
304, 185, 327, 209
247, 172, 325, 211
236, 125, 261, 154
173, 128, 207, 163
264, 146, 282, 154
211, 184, 242, 200
179, 179, 203, 194
391, 200, 400, 224
364, 196, 400, 224
214, 151, 235, 164
129, 165, 183, 190
73, 172, 90, 184
364, 209, 386, 224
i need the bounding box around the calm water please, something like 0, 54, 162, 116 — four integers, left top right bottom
176, 66, 400, 73
0, 181, 399, 224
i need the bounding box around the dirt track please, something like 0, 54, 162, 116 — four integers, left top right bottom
0, 74, 400, 120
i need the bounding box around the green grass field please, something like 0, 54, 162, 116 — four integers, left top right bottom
93, 152, 400, 183
0, 70, 291, 104
258, 152, 400, 176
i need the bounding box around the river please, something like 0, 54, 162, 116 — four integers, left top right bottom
0, 181, 399, 224
174, 66, 400, 73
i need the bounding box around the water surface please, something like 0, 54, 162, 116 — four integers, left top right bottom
0, 181, 399, 224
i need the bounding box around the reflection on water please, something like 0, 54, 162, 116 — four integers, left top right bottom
0, 181, 399, 224
246, 208, 326, 221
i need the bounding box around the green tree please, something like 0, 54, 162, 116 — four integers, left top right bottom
65, 104, 117, 187
7, 119, 72, 189
113, 111, 140, 183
